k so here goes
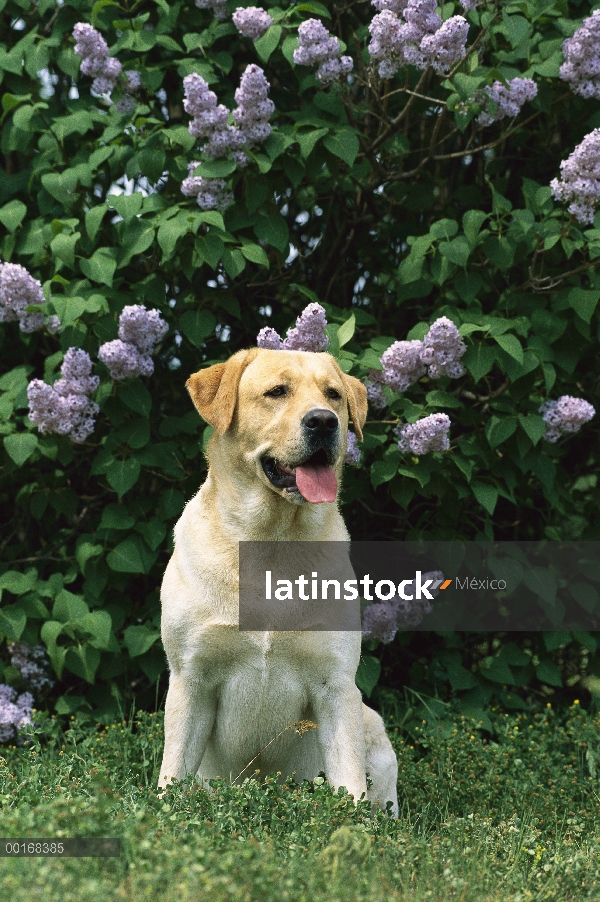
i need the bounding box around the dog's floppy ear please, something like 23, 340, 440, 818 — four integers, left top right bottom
341, 373, 368, 442
186, 348, 258, 434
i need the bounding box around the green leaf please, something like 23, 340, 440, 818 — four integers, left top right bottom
485, 416, 517, 448
79, 610, 113, 650
50, 232, 80, 269
52, 589, 89, 622
296, 127, 328, 158
65, 644, 100, 683
222, 247, 246, 279
430, 219, 458, 239
323, 129, 360, 167
535, 659, 562, 687
483, 235, 515, 270
462, 209, 487, 247
40, 621, 68, 678
85, 203, 108, 242
109, 191, 143, 224
195, 233, 224, 269
494, 333, 523, 364
254, 24, 282, 62
240, 242, 270, 268
106, 457, 141, 497
158, 217, 188, 260
463, 344, 496, 382
0, 199, 26, 232
438, 235, 470, 267
518, 414, 546, 446
425, 390, 462, 408
192, 158, 236, 178
41, 170, 79, 206
0, 570, 37, 594
0, 604, 26, 641
119, 382, 152, 416
80, 247, 117, 286
337, 314, 356, 349
355, 653, 381, 697
116, 418, 151, 450
4, 433, 38, 466
99, 505, 135, 530
568, 288, 600, 323
123, 624, 161, 657
75, 541, 103, 573
53, 295, 89, 326
107, 536, 156, 574
136, 518, 167, 551
180, 309, 217, 348
254, 214, 289, 254
371, 456, 399, 488
471, 482, 498, 515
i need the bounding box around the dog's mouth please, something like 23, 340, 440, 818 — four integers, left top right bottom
261, 448, 338, 504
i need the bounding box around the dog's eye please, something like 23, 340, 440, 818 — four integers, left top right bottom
325, 388, 341, 400
265, 385, 287, 398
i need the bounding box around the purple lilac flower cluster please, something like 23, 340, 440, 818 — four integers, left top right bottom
550, 129, 600, 225
183, 66, 273, 167
368, 0, 468, 78
421, 316, 466, 378
73, 22, 141, 107
476, 78, 538, 127
7, 642, 54, 693
560, 11, 600, 100
27, 348, 100, 443
99, 305, 168, 381
395, 412, 451, 456
344, 431, 361, 466
293, 19, 353, 85
539, 396, 595, 443
0, 684, 34, 744
195, 0, 229, 21
256, 303, 330, 352
365, 317, 466, 405
233, 7, 273, 41
181, 162, 234, 211
233, 64, 275, 150
361, 569, 443, 642
0, 263, 60, 334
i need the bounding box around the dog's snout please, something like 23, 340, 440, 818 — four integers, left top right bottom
302, 408, 339, 437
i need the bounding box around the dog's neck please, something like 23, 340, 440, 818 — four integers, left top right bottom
199, 437, 348, 545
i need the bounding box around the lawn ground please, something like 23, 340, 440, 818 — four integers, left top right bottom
0, 700, 599, 901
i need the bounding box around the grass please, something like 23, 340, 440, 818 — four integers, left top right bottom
1, 700, 600, 901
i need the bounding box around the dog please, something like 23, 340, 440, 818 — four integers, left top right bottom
158, 347, 399, 816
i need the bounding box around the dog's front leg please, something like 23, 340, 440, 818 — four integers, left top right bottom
311, 680, 367, 804
158, 673, 216, 790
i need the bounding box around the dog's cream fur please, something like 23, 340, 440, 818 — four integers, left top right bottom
159, 348, 399, 815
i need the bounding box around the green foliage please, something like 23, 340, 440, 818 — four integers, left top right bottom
0, 0, 599, 718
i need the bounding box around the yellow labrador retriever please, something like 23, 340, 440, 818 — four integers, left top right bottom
158, 347, 399, 815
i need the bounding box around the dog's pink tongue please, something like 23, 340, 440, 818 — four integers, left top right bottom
295, 464, 338, 503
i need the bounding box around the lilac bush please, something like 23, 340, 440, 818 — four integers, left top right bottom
0, 684, 34, 744
477, 78, 538, 127
233, 7, 273, 41
73, 22, 122, 95
293, 19, 353, 85
99, 305, 168, 380
362, 570, 443, 641
380, 340, 426, 392
395, 412, 451, 456
550, 129, 600, 225
194, 0, 229, 22
257, 303, 329, 352
344, 431, 361, 466
368, 0, 467, 76
421, 316, 466, 378
7, 642, 54, 693
233, 64, 275, 150
27, 349, 99, 443
0, 263, 59, 334
540, 396, 596, 443
181, 163, 234, 210
560, 10, 600, 101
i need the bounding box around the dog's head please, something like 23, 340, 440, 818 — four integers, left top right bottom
186, 348, 367, 504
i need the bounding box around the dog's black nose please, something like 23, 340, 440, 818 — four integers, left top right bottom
302, 408, 339, 437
